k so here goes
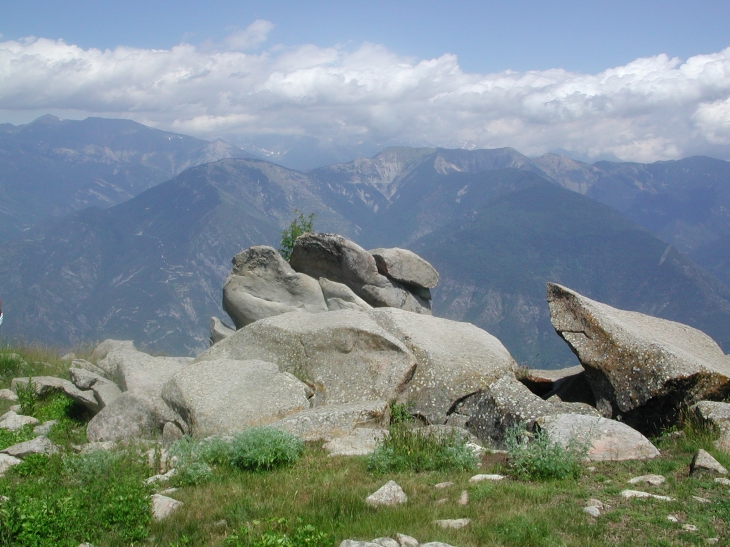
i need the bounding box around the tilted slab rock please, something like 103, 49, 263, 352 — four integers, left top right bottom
69, 367, 122, 409
195, 310, 417, 406
463, 375, 599, 446
536, 413, 660, 461
370, 247, 439, 290
0, 454, 22, 476
368, 308, 518, 424
290, 233, 430, 314
151, 494, 184, 520
12, 376, 99, 413
547, 283, 730, 430
162, 359, 311, 438
366, 480, 408, 507
319, 278, 372, 311
1, 435, 58, 458
106, 348, 186, 426
209, 316, 236, 346
222, 245, 328, 329
70, 359, 109, 379
690, 448, 728, 476
86, 393, 157, 442
268, 400, 390, 441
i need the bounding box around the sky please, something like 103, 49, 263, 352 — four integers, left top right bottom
1, 1, 730, 163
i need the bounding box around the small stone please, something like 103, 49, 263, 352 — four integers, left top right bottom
60, 352, 76, 361
587, 499, 606, 509
458, 490, 468, 505
667, 515, 679, 523
620, 490, 673, 501
682, 524, 698, 532
365, 480, 407, 507
159, 488, 179, 495
714, 477, 730, 485
587, 466, 596, 472
707, 538, 719, 544
469, 473, 505, 482
0, 454, 22, 476
692, 496, 711, 503
435, 498, 448, 505
150, 494, 183, 520
0, 411, 39, 431
690, 449, 728, 476
33, 420, 57, 436
434, 481, 454, 488
433, 518, 470, 529
583, 506, 600, 517
213, 519, 227, 528
395, 533, 419, 547
628, 474, 665, 486
0, 389, 18, 401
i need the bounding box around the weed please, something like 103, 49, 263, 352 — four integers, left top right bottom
225, 517, 331, 547
367, 424, 478, 474
279, 210, 315, 261
0, 425, 35, 452
0, 353, 24, 381
504, 423, 588, 481
389, 402, 414, 425
228, 428, 304, 471
14, 379, 37, 417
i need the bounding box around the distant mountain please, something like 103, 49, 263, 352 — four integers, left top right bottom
2, 152, 729, 366
0, 158, 357, 354
0, 115, 258, 241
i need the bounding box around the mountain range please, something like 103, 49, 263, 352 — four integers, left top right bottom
0, 117, 728, 367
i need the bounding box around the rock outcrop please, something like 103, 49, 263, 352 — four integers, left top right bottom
367, 308, 518, 424
195, 310, 417, 406
161, 359, 311, 438
222, 246, 328, 329
86, 393, 157, 442
289, 233, 431, 314
547, 283, 730, 431
370, 247, 439, 292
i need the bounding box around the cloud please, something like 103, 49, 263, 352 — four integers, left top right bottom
223, 20, 275, 51
1, 33, 730, 162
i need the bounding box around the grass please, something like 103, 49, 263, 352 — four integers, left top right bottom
0, 343, 729, 545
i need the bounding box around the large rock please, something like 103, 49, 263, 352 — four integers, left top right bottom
367, 308, 518, 424
290, 233, 430, 314
369, 247, 439, 290
86, 393, 157, 442
12, 376, 99, 413
463, 375, 599, 446
91, 339, 136, 363
1, 436, 58, 458
536, 413, 660, 461
547, 283, 730, 431
195, 310, 417, 406
161, 359, 311, 438
222, 245, 328, 329
104, 348, 186, 426
269, 400, 390, 441
0, 411, 39, 430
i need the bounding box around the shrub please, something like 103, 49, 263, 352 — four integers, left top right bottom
504, 423, 588, 481
228, 427, 304, 471
279, 210, 315, 261
367, 424, 479, 474
0, 425, 35, 452
15, 378, 37, 417
0, 352, 24, 381
389, 402, 414, 425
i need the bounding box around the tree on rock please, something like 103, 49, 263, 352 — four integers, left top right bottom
279, 210, 315, 261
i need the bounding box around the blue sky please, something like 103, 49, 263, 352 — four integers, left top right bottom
1, 1, 730, 162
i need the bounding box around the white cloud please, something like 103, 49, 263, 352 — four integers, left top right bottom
1, 33, 730, 162
223, 20, 275, 51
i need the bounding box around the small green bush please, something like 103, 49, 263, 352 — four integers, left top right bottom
389, 402, 414, 425
228, 427, 304, 471
504, 423, 588, 481
225, 517, 331, 547
0, 353, 24, 381
0, 425, 35, 452
367, 424, 479, 474
15, 379, 37, 417
279, 210, 315, 261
